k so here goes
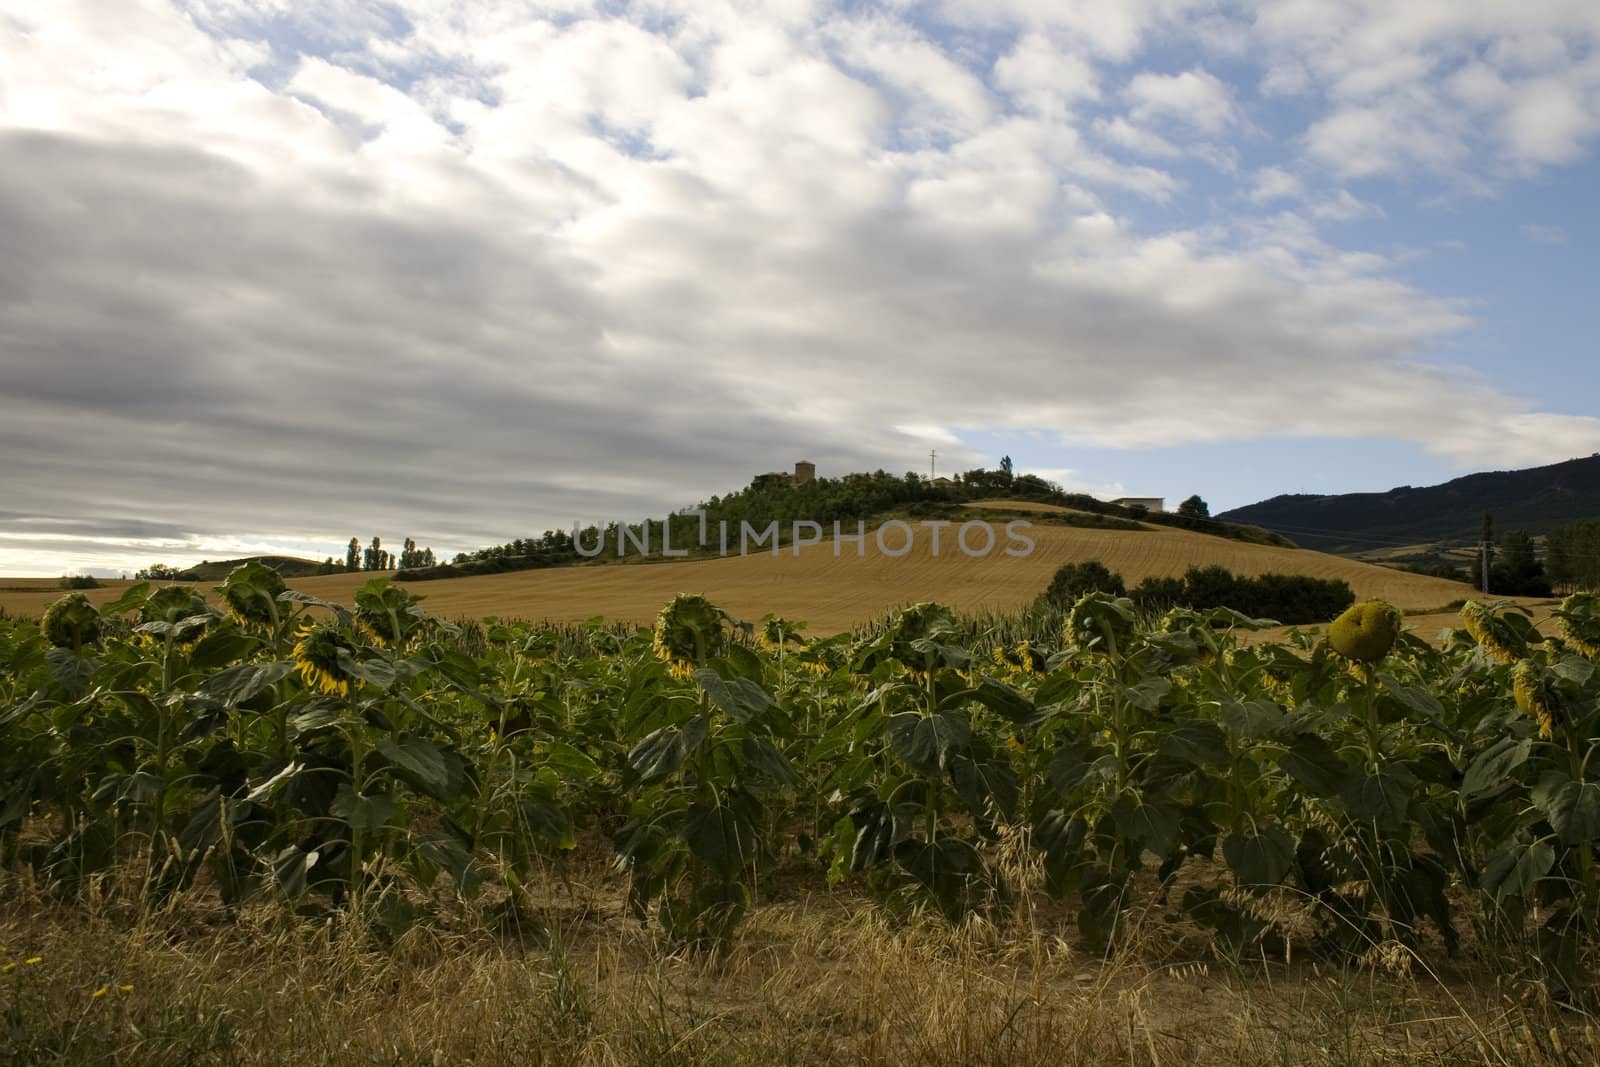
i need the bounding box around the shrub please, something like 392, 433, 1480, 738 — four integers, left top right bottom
58, 574, 100, 590
1182, 565, 1239, 609
1127, 565, 1354, 624
1128, 575, 1187, 608
1040, 560, 1125, 608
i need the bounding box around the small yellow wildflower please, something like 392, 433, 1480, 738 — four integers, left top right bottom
25, 957, 41, 965
120, 985, 134, 993
92, 987, 108, 998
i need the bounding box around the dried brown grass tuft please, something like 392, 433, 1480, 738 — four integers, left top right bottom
3, 859, 1596, 1067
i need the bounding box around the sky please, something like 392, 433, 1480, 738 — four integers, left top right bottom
2, 0, 1599, 576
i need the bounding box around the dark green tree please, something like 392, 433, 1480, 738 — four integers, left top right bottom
1182, 564, 1238, 608
1178, 494, 1210, 518
345, 537, 360, 571
1469, 512, 1495, 591
1546, 520, 1600, 592
1040, 560, 1126, 608
1495, 529, 1550, 596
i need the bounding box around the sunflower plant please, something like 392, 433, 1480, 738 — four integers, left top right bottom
615, 596, 799, 944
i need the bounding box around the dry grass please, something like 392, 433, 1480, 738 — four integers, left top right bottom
0, 520, 1481, 634
2, 852, 1596, 1067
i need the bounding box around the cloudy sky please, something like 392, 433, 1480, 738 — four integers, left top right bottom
3, 0, 1599, 575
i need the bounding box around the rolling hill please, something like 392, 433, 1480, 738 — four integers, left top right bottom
1217, 453, 1600, 553
1, 504, 1477, 633
181, 556, 331, 581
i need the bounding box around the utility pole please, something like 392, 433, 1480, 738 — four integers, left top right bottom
929, 449, 937, 479
1479, 511, 1494, 596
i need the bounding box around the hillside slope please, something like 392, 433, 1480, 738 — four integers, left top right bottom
3, 514, 1474, 632
1218, 453, 1600, 552
184, 556, 329, 580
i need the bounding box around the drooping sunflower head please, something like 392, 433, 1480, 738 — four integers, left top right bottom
1065, 592, 1136, 655
991, 641, 1045, 677
41, 592, 100, 649
884, 602, 958, 648
353, 577, 425, 647
1555, 593, 1600, 658
652, 594, 727, 679
1460, 601, 1523, 665
757, 614, 808, 651
1511, 658, 1556, 739
292, 625, 358, 697
1327, 600, 1402, 664
141, 585, 208, 626
797, 656, 834, 678
139, 585, 212, 643
218, 561, 287, 627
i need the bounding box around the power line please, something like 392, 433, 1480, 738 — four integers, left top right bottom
1254, 522, 1600, 564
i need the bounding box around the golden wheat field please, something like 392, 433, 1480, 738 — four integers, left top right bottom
0, 504, 1486, 633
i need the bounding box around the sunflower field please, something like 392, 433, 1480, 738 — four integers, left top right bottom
4, 565, 1600, 989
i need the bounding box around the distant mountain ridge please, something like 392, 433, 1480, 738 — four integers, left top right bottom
1217, 454, 1600, 553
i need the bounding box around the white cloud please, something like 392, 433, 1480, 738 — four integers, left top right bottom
1310, 189, 1382, 221
1248, 166, 1303, 202
1094, 116, 1181, 158
1025, 468, 1130, 500
826, 16, 994, 138
1125, 68, 1237, 133
992, 33, 1100, 118
1502, 75, 1597, 167
1245, 168, 1378, 223
1520, 223, 1568, 246
1256, 0, 1600, 180
934, 0, 1185, 61
1, 0, 1598, 574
